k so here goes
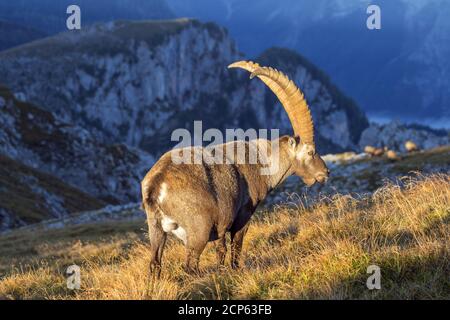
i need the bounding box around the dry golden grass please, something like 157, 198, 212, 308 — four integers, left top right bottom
0, 174, 448, 300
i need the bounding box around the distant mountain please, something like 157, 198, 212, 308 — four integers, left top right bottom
0, 20, 47, 51
0, 0, 174, 35
167, 0, 450, 125
0, 19, 368, 155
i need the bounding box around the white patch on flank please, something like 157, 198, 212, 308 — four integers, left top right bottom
158, 182, 167, 203
161, 215, 177, 232
161, 215, 187, 245
171, 226, 187, 245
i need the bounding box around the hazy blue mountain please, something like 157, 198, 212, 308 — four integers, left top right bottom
167, 0, 450, 126
0, 0, 174, 35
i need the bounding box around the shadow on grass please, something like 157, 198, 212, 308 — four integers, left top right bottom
300, 249, 450, 299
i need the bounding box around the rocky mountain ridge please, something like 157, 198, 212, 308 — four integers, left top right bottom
0, 0, 174, 35
0, 20, 46, 51
0, 19, 368, 155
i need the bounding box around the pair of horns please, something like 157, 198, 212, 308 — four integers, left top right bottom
228, 60, 315, 148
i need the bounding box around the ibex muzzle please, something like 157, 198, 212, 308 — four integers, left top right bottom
141, 60, 329, 276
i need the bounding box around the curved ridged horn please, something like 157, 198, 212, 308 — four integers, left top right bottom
228, 60, 315, 147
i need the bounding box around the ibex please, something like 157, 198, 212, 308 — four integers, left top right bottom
405, 140, 418, 153
364, 145, 384, 157
385, 149, 400, 161
141, 60, 330, 276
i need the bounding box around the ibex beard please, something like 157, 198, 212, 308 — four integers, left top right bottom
141, 60, 330, 276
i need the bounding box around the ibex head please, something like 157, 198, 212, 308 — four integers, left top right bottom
285, 136, 329, 186
228, 60, 329, 186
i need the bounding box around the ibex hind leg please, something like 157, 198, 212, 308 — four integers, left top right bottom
148, 217, 167, 279
184, 228, 210, 275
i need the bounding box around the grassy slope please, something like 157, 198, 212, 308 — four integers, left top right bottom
0, 155, 106, 226
0, 173, 448, 300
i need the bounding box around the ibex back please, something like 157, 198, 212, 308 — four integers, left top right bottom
141, 60, 330, 276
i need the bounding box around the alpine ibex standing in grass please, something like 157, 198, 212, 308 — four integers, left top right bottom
141, 60, 330, 276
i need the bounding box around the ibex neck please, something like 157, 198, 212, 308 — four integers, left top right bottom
234, 138, 294, 206
267, 140, 295, 191
251, 138, 294, 194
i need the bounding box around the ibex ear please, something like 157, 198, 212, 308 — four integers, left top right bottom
288, 137, 297, 150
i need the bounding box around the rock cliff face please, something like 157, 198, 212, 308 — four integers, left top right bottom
1, 82, 158, 229
0, 86, 153, 207
0, 19, 368, 155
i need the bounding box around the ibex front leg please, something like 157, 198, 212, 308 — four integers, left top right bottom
230, 224, 249, 269
215, 236, 227, 269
